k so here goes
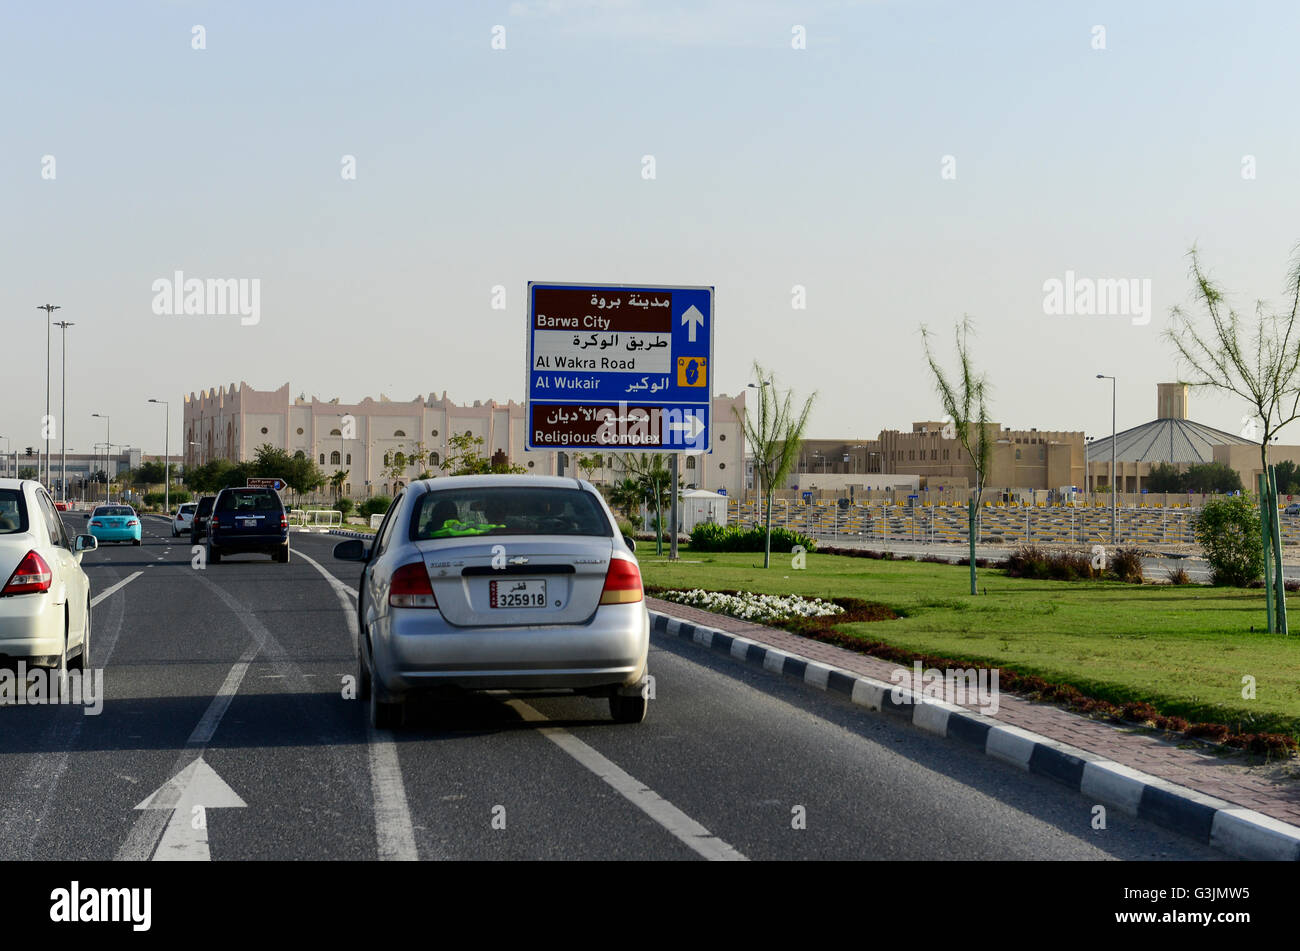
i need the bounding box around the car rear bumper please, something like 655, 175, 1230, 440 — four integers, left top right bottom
90, 527, 140, 541
209, 533, 288, 554
0, 593, 64, 659
371, 600, 650, 694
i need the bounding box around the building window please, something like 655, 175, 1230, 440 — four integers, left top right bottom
260, 427, 268, 435
1039, 446, 1045, 459
394, 430, 407, 437
294, 450, 305, 459
319, 454, 325, 465
329, 428, 341, 436
719, 434, 726, 441
719, 463, 726, 470
930, 450, 937, 460
296, 427, 304, 435
432, 429, 439, 437
464, 430, 472, 438
528, 461, 535, 468
686, 457, 696, 469
330, 451, 341, 465
430, 452, 440, 467
383, 453, 390, 466
1015, 449, 1021, 460
346, 453, 352, 465
943, 449, 949, 460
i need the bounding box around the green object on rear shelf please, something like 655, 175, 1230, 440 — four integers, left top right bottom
426, 518, 506, 538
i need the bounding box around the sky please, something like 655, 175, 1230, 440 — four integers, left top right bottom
5, 0, 1300, 459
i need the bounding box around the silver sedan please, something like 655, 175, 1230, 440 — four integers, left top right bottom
334, 475, 650, 728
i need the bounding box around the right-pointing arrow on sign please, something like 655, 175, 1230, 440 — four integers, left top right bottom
668, 414, 705, 442
681, 305, 705, 343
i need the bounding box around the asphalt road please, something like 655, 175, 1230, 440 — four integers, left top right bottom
0, 514, 1225, 861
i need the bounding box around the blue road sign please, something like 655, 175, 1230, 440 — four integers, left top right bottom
526, 282, 713, 452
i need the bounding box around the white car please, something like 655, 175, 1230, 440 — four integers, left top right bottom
172, 502, 197, 536
0, 479, 98, 675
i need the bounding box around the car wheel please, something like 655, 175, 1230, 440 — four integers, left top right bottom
70, 600, 90, 672
132, 538, 141, 546
609, 690, 648, 724
274, 544, 289, 563
207, 542, 221, 564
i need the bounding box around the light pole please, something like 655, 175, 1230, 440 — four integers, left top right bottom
1097, 374, 1117, 544
37, 304, 60, 487
53, 320, 74, 501
92, 414, 110, 503
149, 399, 170, 514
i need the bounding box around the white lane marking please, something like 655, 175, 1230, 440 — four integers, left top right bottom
115, 644, 259, 862
506, 699, 747, 861
295, 547, 419, 861
91, 571, 143, 607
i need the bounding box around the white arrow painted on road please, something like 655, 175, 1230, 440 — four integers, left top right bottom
134, 757, 246, 861
681, 304, 705, 342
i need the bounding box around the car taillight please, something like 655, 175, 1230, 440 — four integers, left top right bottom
280, 515, 288, 529
2, 551, 53, 596
90, 520, 103, 527
390, 562, 437, 608
600, 557, 643, 605
127, 519, 138, 526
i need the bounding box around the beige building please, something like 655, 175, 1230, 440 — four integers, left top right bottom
182, 382, 747, 498
1084, 383, 1300, 493
780, 423, 1086, 495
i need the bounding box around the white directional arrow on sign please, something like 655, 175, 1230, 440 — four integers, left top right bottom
668, 414, 705, 441
135, 757, 246, 861
681, 305, 705, 343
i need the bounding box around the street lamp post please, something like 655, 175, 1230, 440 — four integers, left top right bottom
149, 399, 170, 514
92, 414, 110, 503
37, 304, 60, 487
1097, 375, 1117, 544
53, 320, 74, 501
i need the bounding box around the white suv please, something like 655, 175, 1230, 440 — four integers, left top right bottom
172, 502, 198, 536
0, 479, 98, 674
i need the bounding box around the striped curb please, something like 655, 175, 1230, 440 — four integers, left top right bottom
327, 529, 374, 540
648, 609, 1300, 862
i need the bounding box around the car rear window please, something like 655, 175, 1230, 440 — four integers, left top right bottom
196, 497, 215, 515
94, 506, 135, 517
217, 490, 282, 513
179, 504, 197, 514
411, 487, 612, 540
0, 490, 29, 535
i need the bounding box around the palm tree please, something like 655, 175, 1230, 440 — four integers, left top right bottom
733, 362, 817, 568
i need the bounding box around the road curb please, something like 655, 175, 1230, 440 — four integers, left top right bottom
327, 529, 374, 540
648, 608, 1300, 861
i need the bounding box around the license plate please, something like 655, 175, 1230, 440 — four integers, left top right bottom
490, 579, 546, 609
241, 517, 258, 528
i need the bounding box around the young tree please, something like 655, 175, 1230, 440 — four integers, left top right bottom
443, 432, 526, 475
605, 477, 642, 521
732, 362, 817, 568
921, 317, 993, 596
617, 453, 683, 554
575, 453, 604, 483
1165, 244, 1300, 631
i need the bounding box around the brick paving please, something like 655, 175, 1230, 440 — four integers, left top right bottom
647, 596, 1300, 827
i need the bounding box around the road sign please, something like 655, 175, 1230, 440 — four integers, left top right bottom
526, 282, 713, 452
802, 491, 813, 502
247, 478, 285, 490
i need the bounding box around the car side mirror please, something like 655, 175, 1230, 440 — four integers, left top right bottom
75, 534, 98, 553
623, 534, 636, 553
83, 513, 89, 519
333, 539, 369, 562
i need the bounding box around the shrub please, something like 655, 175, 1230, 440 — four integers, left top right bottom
688, 523, 816, 554
1186, 722, 1230, 742
360, 495, 392, 519
1193, 495, 1264, 587
1164, 566, 1192, 585
1108, 547, 1144, 584
1003, 546, 1095, 581
334, 498, 354, 516
616, 519, 636, 539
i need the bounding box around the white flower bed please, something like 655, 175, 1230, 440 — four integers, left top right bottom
658, 588, 844, 623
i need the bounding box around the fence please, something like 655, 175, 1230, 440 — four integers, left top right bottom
724, 499, 1300, 548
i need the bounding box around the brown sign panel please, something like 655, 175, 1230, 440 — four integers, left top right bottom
532, 288, 672, 334
531, 403, 672, 449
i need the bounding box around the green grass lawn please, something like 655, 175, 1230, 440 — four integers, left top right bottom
639, 550, 1300, 737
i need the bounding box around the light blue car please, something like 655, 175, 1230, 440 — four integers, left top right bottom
86, 504, 142, 545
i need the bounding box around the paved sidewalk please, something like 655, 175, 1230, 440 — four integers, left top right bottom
647, 596, 1300, 829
